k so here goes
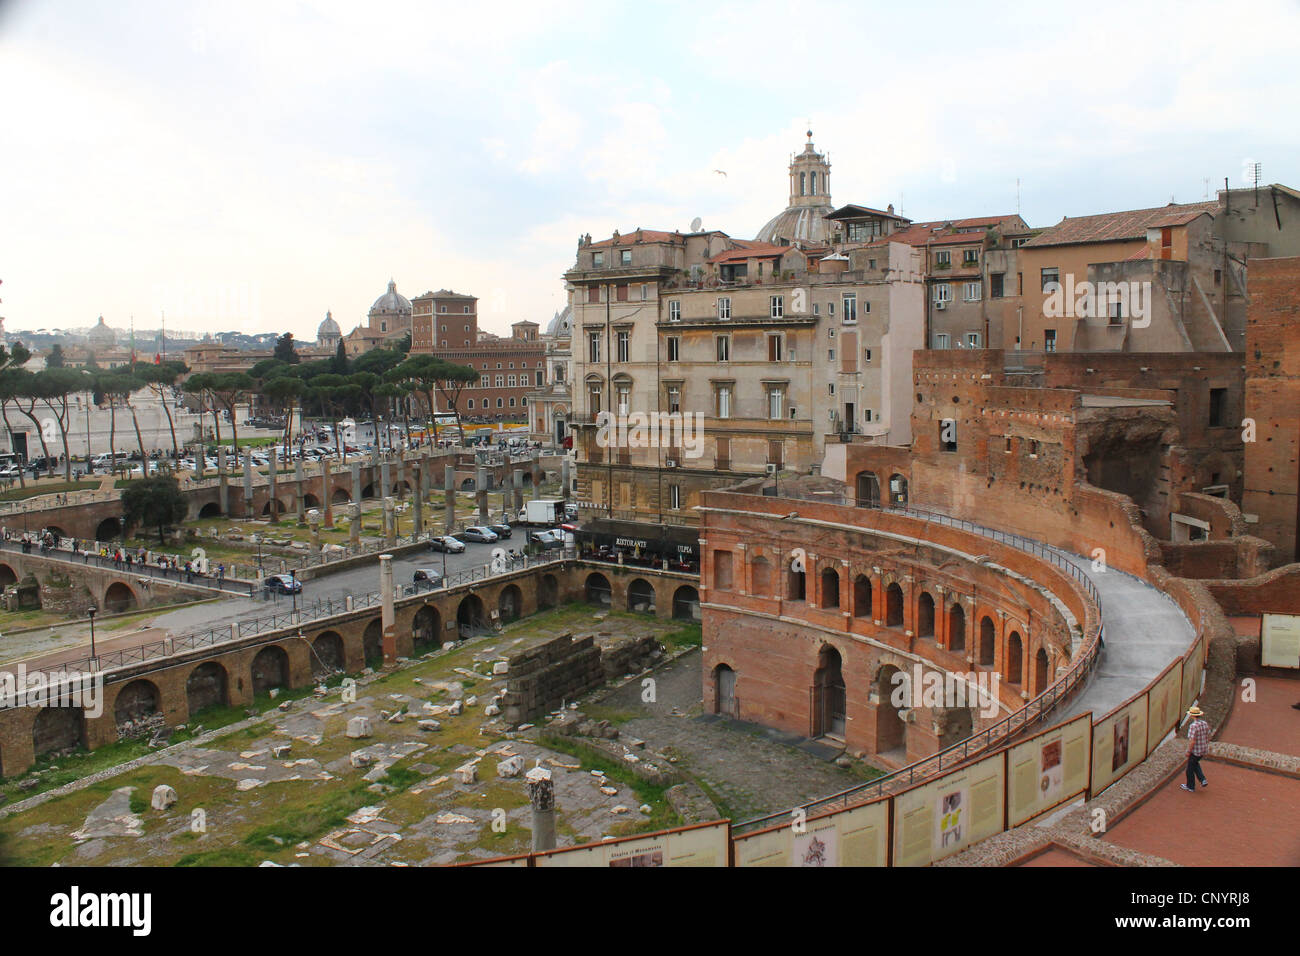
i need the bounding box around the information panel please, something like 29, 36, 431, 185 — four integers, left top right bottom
1091, 693, 1149, 794
891, 751, 1005, 867
1180, 634, 1205, 711
1146, 661, 1184, 755
1006, 712, 1092, 827
1262, 613, 1300, 669
533, 820, 729, 867
733, 798, 889, 867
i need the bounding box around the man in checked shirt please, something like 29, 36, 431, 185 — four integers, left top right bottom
1180, 706, 1210, 792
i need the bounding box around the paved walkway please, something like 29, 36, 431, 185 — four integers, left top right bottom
900, 511, 1198, 720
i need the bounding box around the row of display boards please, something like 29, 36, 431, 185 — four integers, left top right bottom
463, 633, 1205, 868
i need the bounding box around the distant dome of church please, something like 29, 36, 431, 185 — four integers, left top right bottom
317, 311, 341, 338
87, 315, 116, 348
369, 279, 411, 318
755, 131, 835, 246
546, 305, 572, 337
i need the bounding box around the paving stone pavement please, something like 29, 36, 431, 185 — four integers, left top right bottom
602, 649, 870, 822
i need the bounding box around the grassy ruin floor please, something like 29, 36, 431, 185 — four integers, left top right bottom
0, 606, 699, 866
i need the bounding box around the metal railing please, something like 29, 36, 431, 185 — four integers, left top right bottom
3, 549, 577, 686
0, 537, 253, 596
731, 499, 1107, 836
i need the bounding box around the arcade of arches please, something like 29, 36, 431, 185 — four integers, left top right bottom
700, 507, 1089, 766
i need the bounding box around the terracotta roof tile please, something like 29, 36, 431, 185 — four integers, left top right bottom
587, 229, 683, 248
1025, 201, 1217, 248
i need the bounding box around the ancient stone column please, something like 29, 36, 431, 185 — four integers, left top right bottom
351, 461, 361, 506
295, 457, 306, 521
241, 450, 253, 517
560, 457, 571, 502
383, 496, 396, 547
445, 465, 456, 533
476, 465, 488, 525
348, 502, 361, 549
412, 462, 424, 536
512, 467, 524, 513
379, 553, 397, 664
380, 457, 392, 502
321, 457, 333, 528
531, 457, 541, 501
268, 447, 278, 521
307, 509, 322, 557
525, 765, 557, 853
217, 447, 229, 515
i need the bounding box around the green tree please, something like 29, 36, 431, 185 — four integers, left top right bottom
46, 344, 65, 368
34, 366, 92, 479
390, 354, 477, 444
332, 340, 350, 375
138, 361, 188, 464
122, 474, 189, 545
273, 332, 300, 365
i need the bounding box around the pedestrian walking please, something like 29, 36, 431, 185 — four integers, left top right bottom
1181, 705, 1210, 792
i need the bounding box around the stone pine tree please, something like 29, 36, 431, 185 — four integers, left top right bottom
122, 475, 189, 545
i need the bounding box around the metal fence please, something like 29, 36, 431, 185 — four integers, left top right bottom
4, 549, 576, 685
0, 537, 252, 596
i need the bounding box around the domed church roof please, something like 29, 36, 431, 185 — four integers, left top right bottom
370, 279, 411, 317
755, 130, 835, 246
545, 306, 572, 338
87, 315, 116, 348
317, 310, 341, 337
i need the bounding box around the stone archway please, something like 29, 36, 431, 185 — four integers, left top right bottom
855, 471, 881, 508
584, 572, 611, 607
884, 583, 904, 627
916, 592, 936, 639
113, 679, 161, 729
498, 584, 522, 623
948, 603, 966, 652
812, 645, 847, 739
457, 594, 486, 634
538, 573, 558, 610
627, 578, 655, 613
714, 664, 737, 718
198, 502, 223, 519
0, 564, 16, 588
262, 498, 288, 517
332, 488, 351, 505
1034, 647, 1050, 693
251, 645, 289, 695
820, 567, 840, 609
104, 581, 137, 613
312, 630, 345, 677
672, 585, 700, 621
413, 605, 442, 651
32, 706, 85, 757
95, 517, 123, 541
303, 493, 321, 509
186, 661, 228, 714
1006, 631, 1024, 685
874, 664, 906, 755
853, 574, 872, 618
979, 616, 996, 666
362, 619, 384, 666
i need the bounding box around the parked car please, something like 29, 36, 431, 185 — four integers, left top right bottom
428, 535, 466, 554
264, 573, 302, 594
530, 530, 563, 550
459, 526, 499, 543
486, 523, 512, 539
413, 568, 445, 587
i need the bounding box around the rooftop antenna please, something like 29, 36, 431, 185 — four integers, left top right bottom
690, 216, 702, 233
1251, 162, 1262, 204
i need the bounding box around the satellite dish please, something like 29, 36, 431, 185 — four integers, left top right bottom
690, 217, 702, 233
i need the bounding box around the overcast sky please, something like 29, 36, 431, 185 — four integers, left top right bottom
2, 0, 1297, 342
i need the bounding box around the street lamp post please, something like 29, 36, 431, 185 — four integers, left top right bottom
87, 606, 97, 668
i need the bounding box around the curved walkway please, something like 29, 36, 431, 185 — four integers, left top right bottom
890, 509, 1197, 721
